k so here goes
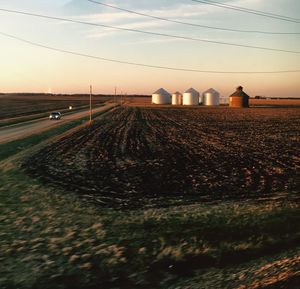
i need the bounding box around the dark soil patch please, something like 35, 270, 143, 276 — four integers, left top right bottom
23, 107, 300, 209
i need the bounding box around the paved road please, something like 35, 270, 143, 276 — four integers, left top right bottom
0, 103, 116, 144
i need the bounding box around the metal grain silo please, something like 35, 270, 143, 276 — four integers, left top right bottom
203, 88, 220, 106
172, 91, 182, 105
229, 86, 250, 108
152, 88, 171, 104
183, 88, 200, 105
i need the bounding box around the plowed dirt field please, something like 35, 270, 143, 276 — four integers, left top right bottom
24, 106, 300, 209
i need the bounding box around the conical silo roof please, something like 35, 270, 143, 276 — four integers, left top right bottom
153, 88, 170, 95
230, 86, 249, 98
184, 88, 199, 94
204, 88, 219, 94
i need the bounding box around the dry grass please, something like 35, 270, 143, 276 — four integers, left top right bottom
1, 160, 299, 289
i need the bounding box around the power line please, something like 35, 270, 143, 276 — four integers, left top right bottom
198, 0, 300, 21
0, 8, 299, 54
192, 0, 300, 23
87, 0, 300, 35
192, 0, 300, 24
0, 31, 299, 74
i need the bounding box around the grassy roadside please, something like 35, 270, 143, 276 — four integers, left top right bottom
0, 104, 104, 128
0, 106, 114, 161
0, 159, 299, 289
0, 105, 299, 289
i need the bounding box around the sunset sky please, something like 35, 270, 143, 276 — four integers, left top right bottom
0, 0, 299, 97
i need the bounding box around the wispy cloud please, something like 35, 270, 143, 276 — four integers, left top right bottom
121, 38, 187, 46
85, 19, 173, 38
72, 3, 218, 39
64, 0, 268, 41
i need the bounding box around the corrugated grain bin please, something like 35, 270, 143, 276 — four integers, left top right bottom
203, 88, 220, 106
183, 88, 200, 105
172, 92, 183, 105
229, 86, 250, 108
152, 88, 171, 104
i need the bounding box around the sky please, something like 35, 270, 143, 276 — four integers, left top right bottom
0, 0, 299, 97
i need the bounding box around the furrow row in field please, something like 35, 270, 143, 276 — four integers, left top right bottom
23, 107, 300, 209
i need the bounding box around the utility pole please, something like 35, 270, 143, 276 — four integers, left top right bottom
89, 85, 93, 125
114, 86, 117, 104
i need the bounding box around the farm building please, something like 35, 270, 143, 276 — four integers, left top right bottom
229, 86, 250, 108
172, 92, 183, 105
152, 88, 171, 104
203, 88, 220, 106
183, 88, 200, 105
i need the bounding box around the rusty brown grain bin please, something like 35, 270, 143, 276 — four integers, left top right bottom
229, 86, 250, 108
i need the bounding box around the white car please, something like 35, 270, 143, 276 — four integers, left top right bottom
49, 112, 61, 120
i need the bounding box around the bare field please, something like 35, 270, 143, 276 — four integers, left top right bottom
0, 94, 110, 120
250, 98, 300, 106
124, 96, 151, 106
23, 106, 300, 209
124, 97, 300, 107
1, 95, 298, 120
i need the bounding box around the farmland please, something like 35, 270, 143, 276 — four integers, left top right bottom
24, 106, 300, 209
250, 98, 300, 107
0, 94, 109, 120
1, 104, 300, 289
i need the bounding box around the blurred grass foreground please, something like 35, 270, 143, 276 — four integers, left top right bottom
0, 158, 299, 289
